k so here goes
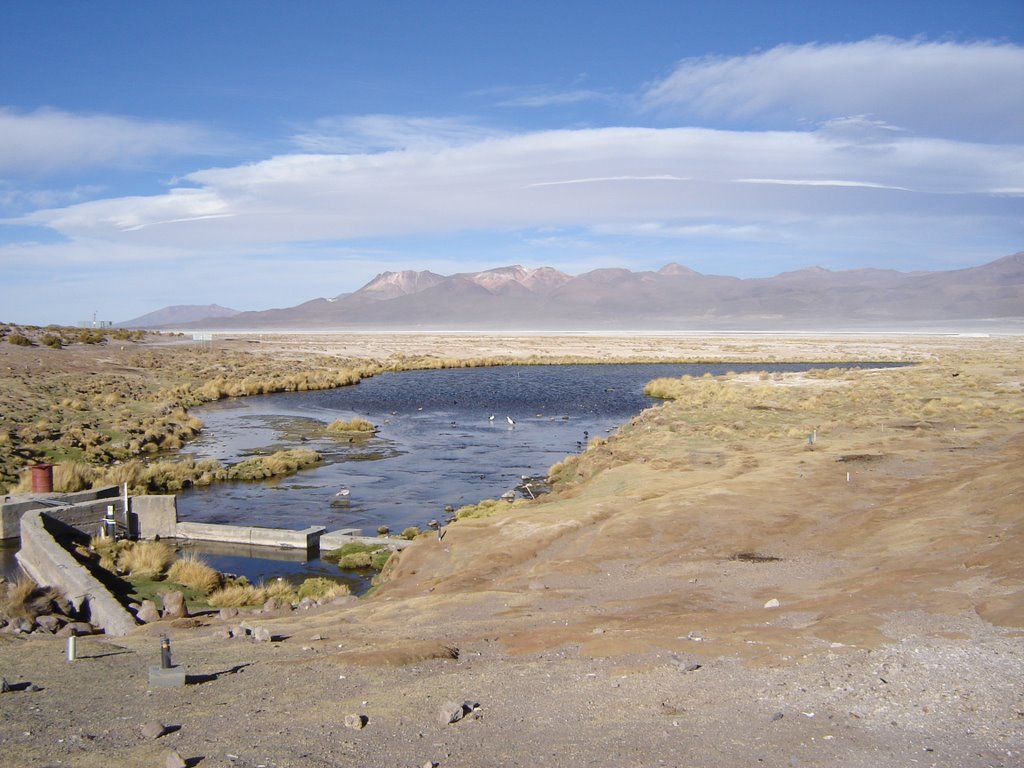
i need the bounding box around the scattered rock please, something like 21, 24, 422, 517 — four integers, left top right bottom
34, 615, 63, 633
165, 749, 187, 768
309, 634, 324, 641
159, 590, 188, 619
298, 597, 316, 610
440, 701, 466, 724
6, 618, 32, 634
219, 607, 239, 620
136, 600, 161, 624
764, 598, 781, 609
64, 622, 95, 637
212, 628, 232, 640
141, 721, 167, 739
771, 712, 785, 722
1, 677, 11, 693
229, 626, 249, 639
344, 713, 367, 730
262, 598, 282, 612
253, 626, 272, 643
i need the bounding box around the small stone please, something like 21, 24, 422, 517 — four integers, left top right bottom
65, 622, 95, 636
34, 615, 63, 633
1, 677, 11, 693
165, 749, 187, 768
253, 626, 272, 643
136, 600, 160, 624
159, 590, 188, 619
212, 628, 232, 640
423, 762, 437, 768
771, 712, 785, 722
764, 598, 781, 609
141, 721, 167, 739
344, 713, 366, 730
229, 625, 249, 639
298, 597, 316, 610
219, 607, 239, 621
440, 701, 466, 725
309, 634, 323, 641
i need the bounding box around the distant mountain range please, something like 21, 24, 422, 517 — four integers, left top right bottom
118, 304, 240, 328
121, 252, 1024, 331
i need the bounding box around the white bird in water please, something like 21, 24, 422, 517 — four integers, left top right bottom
489, 414, 495, 422
335, 486, 350, 497
506, 416, 516, 426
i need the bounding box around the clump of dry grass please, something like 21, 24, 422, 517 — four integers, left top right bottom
325, 417, 376, 434
297, 577, 350, 601
205, 582, 267, 608
116, 540, 174, 578
166, 554, 222, 595
455, 498, 525, 520
206, 577, 298, 607
0, 576, 63, 621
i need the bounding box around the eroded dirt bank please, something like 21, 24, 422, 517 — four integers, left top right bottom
0, 333, 1021, 767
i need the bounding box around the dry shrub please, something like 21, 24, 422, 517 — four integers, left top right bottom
455, 498, 518, 520
53, 461, 96, 492
117, 540, 174, 578
337, 551, 372, 568
297, 577, 350, 601
0, 576, 62, 621
264, 578, 298, 603
166, 554, 222, 595
325, 417, 376, 433
206, 582, 268, 608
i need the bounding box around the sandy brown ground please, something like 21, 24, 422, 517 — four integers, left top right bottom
1, 332, 1022, 767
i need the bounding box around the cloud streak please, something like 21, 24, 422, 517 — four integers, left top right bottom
0, 107, 221, 175
642, 38, 1024, 141
20, 124, 1021, 249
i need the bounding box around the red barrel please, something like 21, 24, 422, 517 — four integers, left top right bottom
31, 463, 54, 493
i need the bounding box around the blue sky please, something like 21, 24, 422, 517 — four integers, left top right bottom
1, 1, 1022, 325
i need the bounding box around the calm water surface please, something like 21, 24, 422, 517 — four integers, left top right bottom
2, 362, 904, 584
178, 362, 900, 533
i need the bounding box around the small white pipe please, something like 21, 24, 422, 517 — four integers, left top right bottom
67, 635, 77, 662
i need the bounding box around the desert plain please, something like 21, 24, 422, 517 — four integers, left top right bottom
0, 330, 1021, 767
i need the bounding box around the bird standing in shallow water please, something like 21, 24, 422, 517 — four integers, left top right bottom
506, 416, 515, 426
335, 486, 350, 497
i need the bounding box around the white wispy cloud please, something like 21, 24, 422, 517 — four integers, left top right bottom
496, 88, 613, 108
642, 38, 1024, 141
291, 114, 502, 153
0, 107, 221, 175
19, 124, 1020, 248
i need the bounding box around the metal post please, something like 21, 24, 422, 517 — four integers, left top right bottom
67, 635, 77, 662
104, 505, 117, 540
160, 637, 172, 669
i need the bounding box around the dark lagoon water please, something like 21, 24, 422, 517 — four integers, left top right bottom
2, 362, 907, 585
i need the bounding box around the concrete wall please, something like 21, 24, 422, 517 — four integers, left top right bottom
320, 529, 411, 551
176, 521, 325, 552
131, 495, 177, 539
15, 510, 138, 636
0, 485, 121, 540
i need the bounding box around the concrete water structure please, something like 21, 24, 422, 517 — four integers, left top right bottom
5, 484, 409, 635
